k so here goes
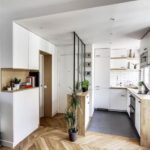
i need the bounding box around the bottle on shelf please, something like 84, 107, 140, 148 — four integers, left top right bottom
129, 49, 132, 58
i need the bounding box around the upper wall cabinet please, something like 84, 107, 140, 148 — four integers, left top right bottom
140, 32, 150, 54
29, 32, 40, 70
13, 23, 29, 69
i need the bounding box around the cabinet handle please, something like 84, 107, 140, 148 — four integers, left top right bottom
121, 95, 125, 97
138, 101, 141, 103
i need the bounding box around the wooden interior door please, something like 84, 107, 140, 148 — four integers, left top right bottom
44, 54, 52, 117
39, 52, 52, 118
39, 54, 44, 117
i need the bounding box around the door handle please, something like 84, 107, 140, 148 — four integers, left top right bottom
44, 85, 47, 89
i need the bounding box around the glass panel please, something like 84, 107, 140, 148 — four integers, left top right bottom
73, 33, 86, 91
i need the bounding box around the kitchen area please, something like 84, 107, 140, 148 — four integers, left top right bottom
91, 30, 150, 148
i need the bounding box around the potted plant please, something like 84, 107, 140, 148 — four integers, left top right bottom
65, 92, 80, 142
12, 77, 21, 90
81, 80, 89, 92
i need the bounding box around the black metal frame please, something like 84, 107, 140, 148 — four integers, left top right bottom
73, 32, 86, 91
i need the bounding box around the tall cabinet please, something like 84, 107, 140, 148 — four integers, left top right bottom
94, 48, 110, 109
13, 23, 29, 69
0, 23, 56, 148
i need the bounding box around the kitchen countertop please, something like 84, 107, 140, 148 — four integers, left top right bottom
110, 86, 150, 101
127, 88, 150, 101
109, 86, 127, 89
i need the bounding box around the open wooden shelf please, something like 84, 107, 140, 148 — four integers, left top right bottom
110, 57, 139, 60
2, 87, 39, 93
110, 68, 140, 71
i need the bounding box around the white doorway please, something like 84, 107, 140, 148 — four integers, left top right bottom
58, 54, 73, 113
94, 48, 110, 109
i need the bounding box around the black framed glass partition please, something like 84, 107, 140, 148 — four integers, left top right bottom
73, 32, 86, 91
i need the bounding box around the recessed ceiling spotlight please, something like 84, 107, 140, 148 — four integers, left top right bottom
110, 18, 115, 21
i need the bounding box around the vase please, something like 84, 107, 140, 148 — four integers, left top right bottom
15, 84, 20, 90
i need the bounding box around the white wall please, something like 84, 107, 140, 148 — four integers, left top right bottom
38, 34, 58, 116
49, 43, 58, 116
85, 45, 94, 116
57, 45, 73, 113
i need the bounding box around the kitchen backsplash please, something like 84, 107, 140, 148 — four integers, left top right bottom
110, 71, 139, 87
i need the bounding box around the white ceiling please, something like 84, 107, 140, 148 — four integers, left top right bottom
16, 0, 150, 48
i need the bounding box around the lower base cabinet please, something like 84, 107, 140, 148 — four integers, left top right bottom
135, 97, 141, 136
0, 88, 39, 148
109, 89, 127, 111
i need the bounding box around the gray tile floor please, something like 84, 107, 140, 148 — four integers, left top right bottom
88, 110, 139, 138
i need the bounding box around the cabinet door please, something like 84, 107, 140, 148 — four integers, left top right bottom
13, 88, 39, 146
13, 23, 29, 69
127, 91, 130, 116
85, 95, 90, 129
29, 32, 40, 70
94, 88, 110, 109
94, 49, 110, 109
110, 89, 127, 111
135, 98, 141, 136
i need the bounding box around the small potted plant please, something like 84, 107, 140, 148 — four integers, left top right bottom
81, 80, 89, 92
65, 92, 80, 142
12, 77, 21, 90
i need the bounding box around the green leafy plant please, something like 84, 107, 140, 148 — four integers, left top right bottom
12, 77, 21, 84
81, 80, 89, 92
64, 91, 80, 140
138, 81, 144, 86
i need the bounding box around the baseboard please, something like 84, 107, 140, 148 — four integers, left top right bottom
0, 139, 13, 148
94, 108, 108, 111
108, 109, 127, 113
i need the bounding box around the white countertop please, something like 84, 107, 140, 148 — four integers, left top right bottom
127, 88, 150, 101
110, 86, 150, 101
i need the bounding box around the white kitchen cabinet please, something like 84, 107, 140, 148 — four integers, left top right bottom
140, 32, 150, 54
127, 91, 130, 116
94, 48, 110, 109
13, 23, 29, 69
109, 89, 127, 111
0, 88, 39, 148
135, 97, 141, 136
95, 89, 110, 109
29, 32, 40, 70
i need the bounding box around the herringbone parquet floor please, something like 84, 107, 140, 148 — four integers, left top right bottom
0, 114, 149, 150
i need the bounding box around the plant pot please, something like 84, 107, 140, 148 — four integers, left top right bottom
82, 87, 88, 92
68, 129, 78, 142
14, 84, 20, 90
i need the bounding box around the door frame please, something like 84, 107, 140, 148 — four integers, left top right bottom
39, 50, 52, 117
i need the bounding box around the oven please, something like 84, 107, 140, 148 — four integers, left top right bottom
129, 95, 135, 125
140, 49, 150, 68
